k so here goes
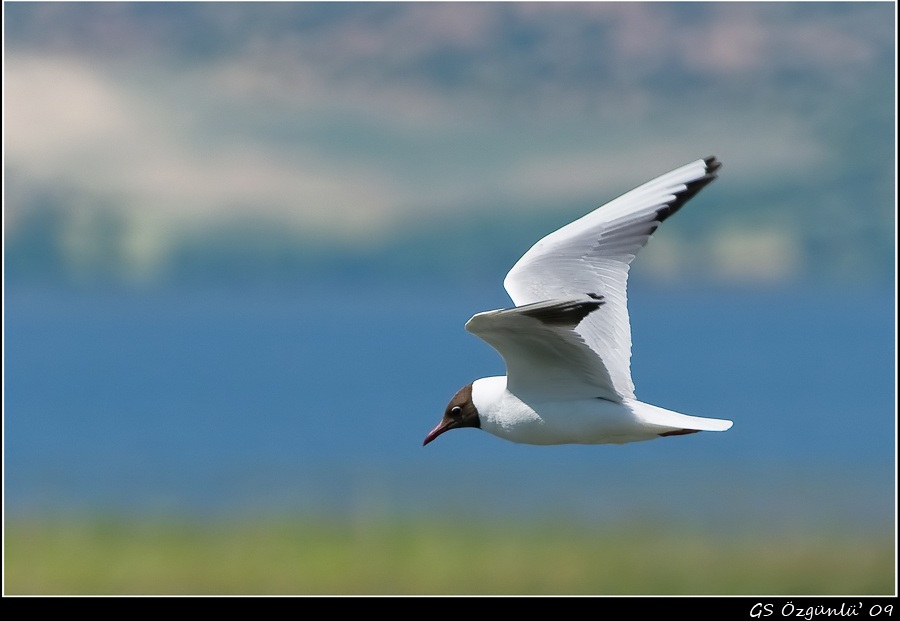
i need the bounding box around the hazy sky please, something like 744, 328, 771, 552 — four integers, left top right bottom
4, 2, 895, 283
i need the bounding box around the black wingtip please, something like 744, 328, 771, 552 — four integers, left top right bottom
704, 156, 722, 175
518, 296, 605, 328
655, 157, 721, 223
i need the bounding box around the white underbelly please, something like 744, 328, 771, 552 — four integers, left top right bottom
483, 395, 660, 445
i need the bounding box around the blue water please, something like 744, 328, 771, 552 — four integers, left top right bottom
4, 281, 895, 530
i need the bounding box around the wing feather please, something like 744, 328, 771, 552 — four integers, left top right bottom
466, 297, 620, 401
500, 157, 721, 400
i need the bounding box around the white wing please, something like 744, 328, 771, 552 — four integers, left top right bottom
465, 296, 617, 400
498, 156, 721, 401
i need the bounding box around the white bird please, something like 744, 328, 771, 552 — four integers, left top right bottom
424, 156, 733, 446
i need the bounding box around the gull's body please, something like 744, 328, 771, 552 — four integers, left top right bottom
425, 156, 733, 446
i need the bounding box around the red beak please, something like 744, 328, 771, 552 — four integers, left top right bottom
423, 419, 455, 446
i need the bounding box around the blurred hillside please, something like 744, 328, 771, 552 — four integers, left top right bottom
4, 2, 895, 289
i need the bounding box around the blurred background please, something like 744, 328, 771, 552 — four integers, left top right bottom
3, 2, 895, 595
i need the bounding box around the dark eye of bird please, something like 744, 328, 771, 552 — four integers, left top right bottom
451, 406, 462, 416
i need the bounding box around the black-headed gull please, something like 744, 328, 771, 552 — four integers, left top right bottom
424, 156, 733, 446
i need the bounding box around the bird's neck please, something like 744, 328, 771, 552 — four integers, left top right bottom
471, 376, 508, 412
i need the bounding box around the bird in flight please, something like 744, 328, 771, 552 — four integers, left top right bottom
424, 156, 733, 446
